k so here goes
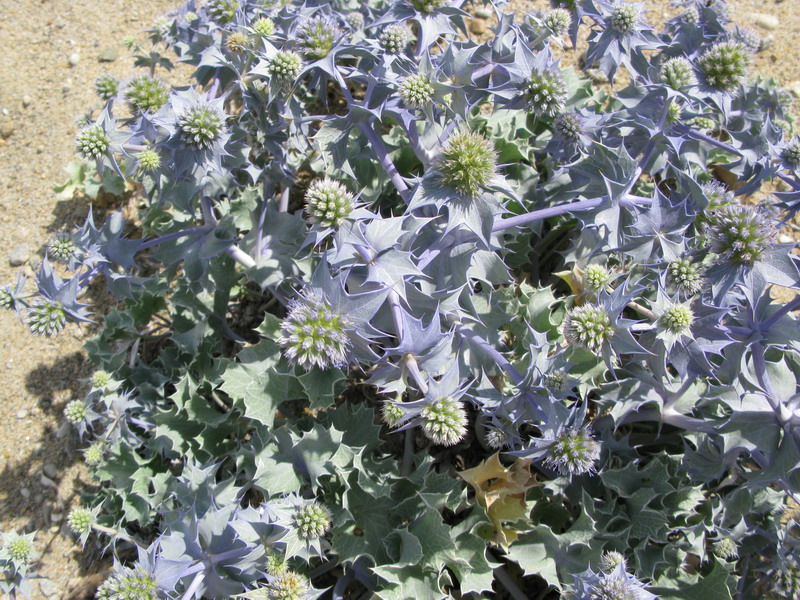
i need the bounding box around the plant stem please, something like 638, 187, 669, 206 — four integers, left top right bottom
674, 124, 742, 156
278, 186, 290, 212
762, 295, 800, 331
627, 301, 657, 321
181, 571, 205, 600
494, 566, 527, 600
226, 245, 256, 268
359, 121, 411, 201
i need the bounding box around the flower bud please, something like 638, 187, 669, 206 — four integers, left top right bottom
346, 12, 364, 30
0, 288, 14, 311
484, 427, 510, 449
381, 401, 404, 427
420, 397, 468, 446
268, 571, 308, 600
293, 502, 332, 540
436, 129, 498, 198
305, 178, 355, 228
608, 2, 644, 35
92, 370, 112, 389
543, 8, 572, 36
554, 112, 582, 141
94, 74, 119, 100
138, 149, 161, 172
660, 56, 696, 90
207, 0, 238, 24
225, 31, 251, 53
701, 180, 735, 211
399, 73, 435, 109
379, 25, 412, 54
75, 124, 110, 160
698, 41, 750, 93
177, 104, 226, 149
562, 304, 613, 354
526, 67, 567, 116
48, 234, 78, 263
96, 567, 158, 600
543, 426, 600, 476
269, 51, 303, 83
713, 537, 738, 560
64, 400, 87, 424
67, 507, 95, 535
600, 551, 627, 573
26, 300, 67, 337
4, 534, 34, 564
583, 264, 610, 293
659, 304, 694, 335
125, 75, 169, 113
253, 17, 275, 37
543, 370, 571, 395
731, 26, 761, 54
782, 138, 800, 170
84, 441, 105, 466
667, 259, 702, 295
278, 293, 352, 370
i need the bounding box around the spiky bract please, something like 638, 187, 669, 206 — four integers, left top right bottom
436, 130, 497, 198
563, 304, 613, 353
420, 397, 468, 446
543, 426, 600, 476
278, 293, 352, 370
207, 0, 238, 24
305, 178, 355, 228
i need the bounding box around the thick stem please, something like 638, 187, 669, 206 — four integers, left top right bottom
92, 522, 134, 543
493, 195, 651, 232
181, 571, 205, 600
359, 121, 410, 200
493, 566, 527, 600
278, 186, 290, 213
226, 245, 256, 268
627, 301, 657, 322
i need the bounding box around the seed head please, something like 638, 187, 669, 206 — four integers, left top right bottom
399, 73, 435, 108
701, 180, 735, 211
381, 401, 404, 427
707, 204, 776, 266
543, 8, 572, 35
67, 507, 95, 535
269, 51, 303, 83
526, 67, 567, 116
346, 12, 364, 30
4, 534, 34, 564
409, 0, 446, 13
177, 104, 226, 149
562, 304, 613, 354
76, 124, 110, 160
584, 264, 610, 293
420, 397, 468, 446
125, 75, 169, 113
268, 571, 308, 600
782, 138, 800, 169
305, 178, 355, 228
96, 567, 158, 600
84, 441, 105, 466
278, 293, 352, 370
608, 2, 644, 35
659, 303, 694, 335
600, 551, 627, 573
48, 234, 78, 263
379, 25, 412, 54
698, 41, 750, 93
297, 16, 339, 60
64, 400, 87, 424
138, 149, 161, 172
94, 74, 119, 100
225, 31, 251, 53
293, 503, 331, 540
0, 288, 14, 311
207, 0, 238, 24
253, 17, 275, 37
554, 112, 582, 141
713, 537, 738, 559
660, 56, 696, 90
667, 259, 702, 295
26, 300, 67, 337
436, 130, 497, 198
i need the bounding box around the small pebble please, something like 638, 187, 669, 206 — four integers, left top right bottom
40, 474, 58, 489
19, 487, 30, 499
38, 578, 60, 598
50, 511, 63, 523
43, 463, 58, 479
22, 95, 31, 107
98, 46, 119, 62
0, 119, 14, 139
779, 234, 794, 244
16, 408, 28, 419
68, 52, 80, 66
789, 81, 800, 99
750, 13, 779, 31
9, 243, 30, 266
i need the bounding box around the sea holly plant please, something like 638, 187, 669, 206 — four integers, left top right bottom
4, 0, 800, 598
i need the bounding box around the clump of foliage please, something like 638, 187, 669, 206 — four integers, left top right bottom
4, 0, 800, 599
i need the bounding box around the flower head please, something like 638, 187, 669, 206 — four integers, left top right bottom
484, 427, 510, 449
268, 571, 308, 600
563, 303, 613, 353
92, 370, 112, 389
75, 124, 110, 160
346, 12, 364, 30
207, 0, 238, 24
0, 288, 14, 311
543, 8, 572, 35
381, 401, 404, 427
125, 75, 169, 113
48, 234, 78, 263
660, 56, 696, 90
138, 149, 161, 172
435, 129, 497, 198
542, 425, 600, 476
707, 204, 777, 265
379, 24, 412, 54
731, 26, 761, 54
589, 573, 639, 600
698, 41, 750, 93
3, 533, 34, 565
667, 259, 702, 295
84, 441, 105, 466
95, 74, 119, 100
305, 178, 355, 228
293, 503, 332, 540
67, 507, 95, 536
253, 17, 275, 37
702, 180, 735, 211
64, 400, 87, 424
399, 73, 435, 108
526, 66, 567, 116
26, 300, 67, 337
278, 293, 352, 370
607, 2, 645, 36
269, 51, 303, 83
713, 537, 738, 559
584, 264, 611, 293
409, 0, 446, 13
297, 16, 339, 60
600, 551, 627, 573
543, 370, 571, 395
96, 566, 158, 600
225, 31, 251, 53
420, 397, 468, 446
781, 138, 800, 170
659, 303, 694, 335
177, 104, 226, 149
554, 112, 582, 141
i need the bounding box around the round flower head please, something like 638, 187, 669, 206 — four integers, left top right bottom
381, 400, 404, 427
543, 8, 572, 36
782, 138, 800, 170
297, 16, 339, 60
665, 101, 682, 124
305, 178, 355, 228
278, 293, 352, 370
543, 426, 600, 476
64, 399, 87, 424
125, 75, 169, 113
138, 149, 161, 172
266, 553, 286, 576
713, 537, 738, 560
4, 533, 34, 564
660, 56, 696, 90
253, 17, 275, 37
554, 112, 582, 141
269, 51, 303, 83
399, 73, 435, 109
346, 12, 364, 30
0, 288, 14, 311
667, 259, 702, 295
409, 0, 446, 12
698, 41, 750, 93
659, 303, 694, 335
607, 2, 645, 35
600, 551, 628, 573
75, 124, 110, 160
526, 66, 567, 117
48, 234, 77, 263
92, 370, 112, 389
701, 180, 735, 211
691, 116, 716, 132
589, 572, 639, 600
681, 5, 699, 23
96, 566, 158, 600
484, 427, 510, 449
584, 264, 610, 293
26, 299, 67, 337
84, 441, 105, 466
178, 104, 226, 149
707, 204, 777, 266
225, 31, 251, 53
379, 24, 412, 54
94, 74, 119, 100
67, 507, 95, 535
268, 570, 308, 600
420, 397, 468, 446
436, 129, 497, 198
562, 303, 613, 354
207, 0, 238, 24
731, 26, 761, 54
543, 370, 571, 395
293, 502, 332, 540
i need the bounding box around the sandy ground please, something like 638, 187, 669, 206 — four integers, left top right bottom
0, 0, 797, 598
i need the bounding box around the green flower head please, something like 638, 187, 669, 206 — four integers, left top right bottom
269, 51, 303, 83
94, 74, 119, 100
698, 41, 750, 93
667, 259, 702, 295
67, 507, 95, 535
399, 73, 435, 109
75, 124, 110, 160
544, 426, 600, 476
305, 178, 355, 228
420, 397, 468, 446
436, 129, 497, 198
278, 292, 352, 370
562, 303, 613, 354
379, 24, 412, 54
293, 502, 332, 540
125, 75, 169, 113
177, 104, 226, 149
26, 300, 67, 337
660, 56, 696, 90
96, 566, 158, 600
64, 399, 87, 424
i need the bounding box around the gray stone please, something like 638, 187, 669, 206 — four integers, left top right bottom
751, 13, 779, 30
49, 511, 63, 523
68, 52, 80, 66
9, 243, 29, 266
19, 487, 30, 499
43, 463, 57, 479
98, 46, 119, 62
0, 119, 14, 139
38, 579, 59, 598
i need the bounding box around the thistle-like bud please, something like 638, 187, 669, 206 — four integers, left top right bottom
297, 16, 339, 60
138, 149, 161, 172
562, 304, 613, 354
731, 26, 761, 54
526, 67, 567, 117
554, 112, 582, 141
409, 0, 446, 12
177, 104, 226, 149
26, 300, 67, 337
543, 426, 600, 476
399, 73, 435, 108
253, 17, 276, 37
94, 74, 119, 100
681, 5, 699, 24
667, 259, 702, 295
543, 8, 572, 35
207, 0, 238, 24
660, 56, 696, 90
184, 11, 198, 23
701, 180, 735, 211
75, 124, 110, 160
608, 2, 644, 35
225, 31, 251, 53
268, 571, 308, 600
84, 441, 105, 466
64, 400, 87, 424
293, 503, 332, 540
436, 129, 497, 198
379, 24, 412, 54
583, 264, 610, 293
125, 75, 169, 113
690, 116, 716, 132
665, 101, 682, 124
707, 204, 776, 266
305, 178, 355, 228
4, 534, 34, 564
381, 401, 404, 427
346, 12, 364, 30
278, 293, 352, 370
698, 41, 750, 94
96, 567, 158, 600
420, 397, 468, 446
67, 507, 95, 536
266, 553, 286, 576
0, 288, 14, 311
92, 370, 112, 389
713, 537, 739, 560
659, 303, 694, 335
781, 138, 800, 170
269, 51, 303, 83
599, 551, 627, 573
48, 234, 78, 263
